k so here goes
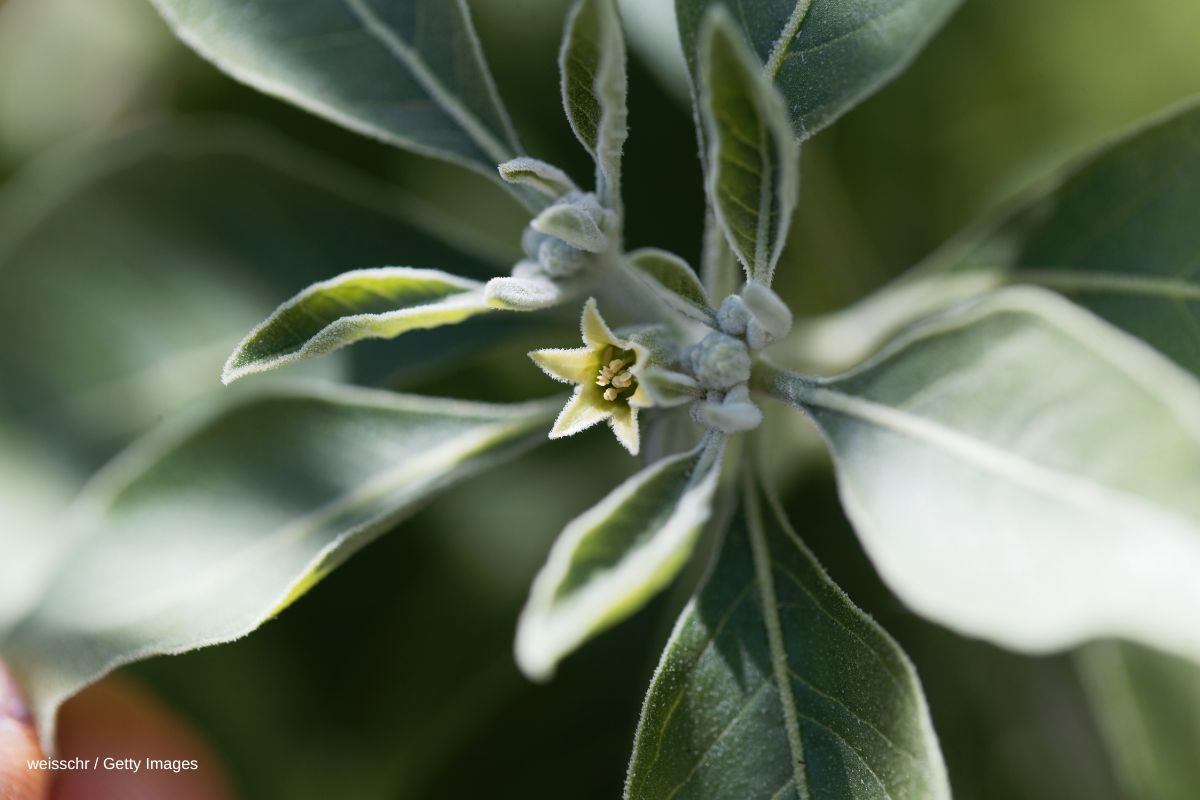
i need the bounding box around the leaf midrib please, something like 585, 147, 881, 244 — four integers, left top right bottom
745, 475, 810, 799
764, 0, 815, 79
803, 384, 1200, 530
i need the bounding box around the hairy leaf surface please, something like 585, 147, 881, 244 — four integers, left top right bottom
516, 437, 723, 680
0, 384, 557, 748
625, 474, 949, 799
677, 0, 961, 140
762, 288, 1200, 663
698, 10, 797, 285
223, 268, 493, 383
627, 248, 713, 324
147, 0, 532, 199
560, 0, 629, 208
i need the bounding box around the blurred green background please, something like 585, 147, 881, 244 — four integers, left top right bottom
2, 0, 1199, 797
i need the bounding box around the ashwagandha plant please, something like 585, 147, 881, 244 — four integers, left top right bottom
3, 0, 1200, 796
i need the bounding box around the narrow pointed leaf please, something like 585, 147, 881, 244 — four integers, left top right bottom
516, 437, 724, 680
625, 474, 949, 800
147, 0, 533, 201
1079, 642, 1200, 800
223, 267, 493, 383
677, 0, 962, 141
498, 156, 579, 198
0, 383, 558, 749
760, 288, 1200, 664
561, 0, 629, 208
627, 248, 713, 323
698, 11, 798, 285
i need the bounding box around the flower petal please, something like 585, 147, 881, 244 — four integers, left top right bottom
628, 382, 655, 409
530, 347, 596, 385
581, 297, 619, 348
551, 387, 612, 439
608, 404, 641, 455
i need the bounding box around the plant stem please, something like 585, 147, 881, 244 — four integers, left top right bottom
749, 360, 819, 409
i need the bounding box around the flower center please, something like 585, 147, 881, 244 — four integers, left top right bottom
596, 346, 637, 402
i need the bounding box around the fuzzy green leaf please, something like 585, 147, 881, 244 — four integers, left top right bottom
677, 0, 962, 141
530, 202, 610, 252
147, 0, 534, 204
0, 384, 558, 749
1079, 642, 1200, 800
223, 268, 493, 384
560, 0, 629, 208
516, 437, 723, 680
698, 10, 798, 286
625, 473, 949, 800
627, 248, 713, 324
760, 288, 1200, 664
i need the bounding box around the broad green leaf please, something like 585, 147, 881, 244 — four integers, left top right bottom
515, 436, 723, 680
560, 0, 629, 209
625, 473, 949, 800
1079, 642, 1200, 800
698, 10, 798, 286
0, 383, 558, 748
223, 268, 493, 384
147, 0, 534, 202
758, 288, 1200, 664
627, 248, 713, 324
677, 0, 962, 141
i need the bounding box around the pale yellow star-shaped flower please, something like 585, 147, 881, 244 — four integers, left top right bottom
529, 298, 653, 454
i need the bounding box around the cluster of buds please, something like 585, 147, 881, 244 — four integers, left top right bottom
484, 158, 619, 312
684, 282, 793, 434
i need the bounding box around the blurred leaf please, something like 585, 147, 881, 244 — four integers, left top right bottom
947, 100, 1200, 378
0, 425, 78, 634
625, 472, 949, 800
0, 0, 169, 159
0, 383, 558, 749
677, 0, 961, 141
1080, 642, 1200, 800
627, 248, 714, 324
0, 122, 509, 458
760, 288, 1200, 664
516, 436, 722, 680
697, 10, 797, 286
223, 268, 495, 384
794, 100, 1200, 376
147, 0, 536, 203
560, 0, 629, 208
